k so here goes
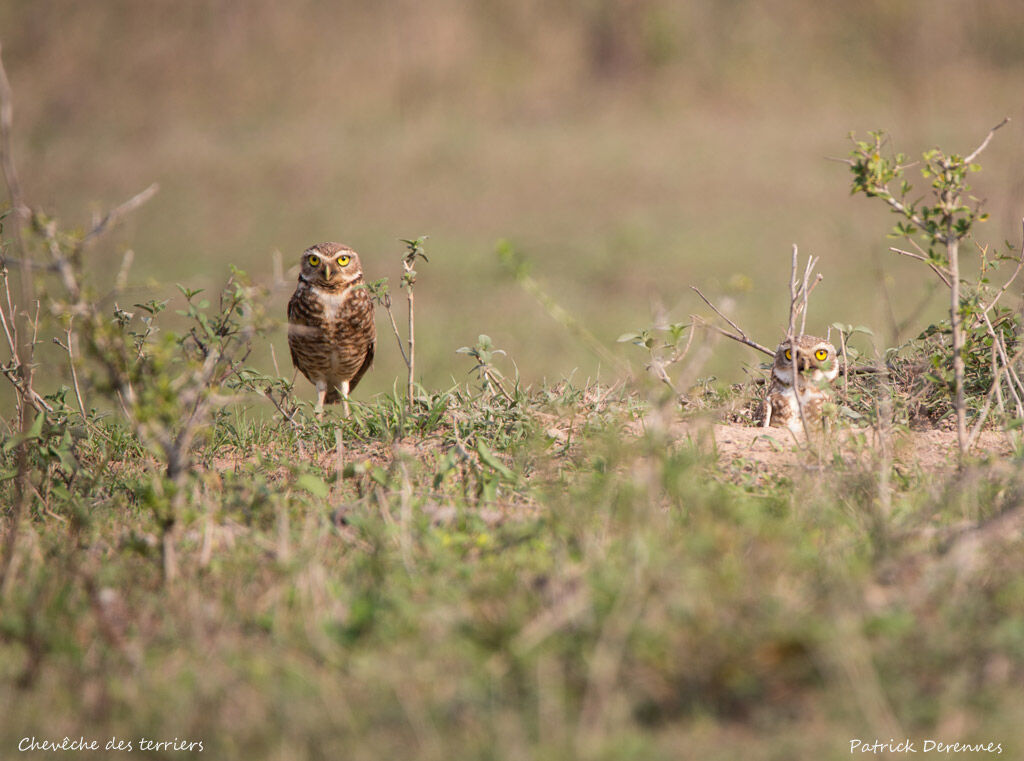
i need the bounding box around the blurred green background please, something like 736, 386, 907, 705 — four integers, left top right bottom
4, 0, 1024, 396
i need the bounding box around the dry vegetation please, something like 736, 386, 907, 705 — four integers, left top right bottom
3, 3, 1024, 760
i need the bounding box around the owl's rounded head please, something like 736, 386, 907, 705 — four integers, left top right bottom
772, 335, 839, 384
298, 242, 364, 292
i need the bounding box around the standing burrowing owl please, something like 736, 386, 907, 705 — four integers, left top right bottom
287, 242, 375, 414
761, 335, 839, 433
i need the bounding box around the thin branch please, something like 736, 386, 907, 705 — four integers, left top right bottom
691, 316, 774, 357
0, 270, 16, 358
0, 258, 57, 273
406, 278, 415, 404
690, 287, 774, 356
690, 286, 747, 338
789, 337, 812, 443
806, 272, 824, 298
889, 247, 952, 288
0, 42, 27, 246
787, 244, 799, 336
800, 270, 822, 335
963, 117, 1010, 165
381, 294, 410, 367
786, 244, 820, 337
664, 320, 698, 369
483, 366, 515, 404
42, 219, 82, 304
74, 183, 159, 256
0, 43, 34, 427
52, 319, 87, 422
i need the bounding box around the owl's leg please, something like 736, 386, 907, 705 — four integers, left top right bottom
340, 380, 351, 417
761, 398, 772, 428
315, 381, 328, 418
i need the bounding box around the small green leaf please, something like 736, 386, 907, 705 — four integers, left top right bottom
26, 412, 45, 440
368, 467, 389, 487
475, 440, 516, 481
295, 473, 328, 497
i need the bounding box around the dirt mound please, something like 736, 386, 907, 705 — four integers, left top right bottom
708, 423, 1014, 473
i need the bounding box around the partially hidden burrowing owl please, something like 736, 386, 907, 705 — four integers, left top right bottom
287, 242, 375, 414
761, 335, 839, 433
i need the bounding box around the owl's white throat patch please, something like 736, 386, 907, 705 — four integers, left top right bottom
772, 366, 794, 385
310, 284, 353, 322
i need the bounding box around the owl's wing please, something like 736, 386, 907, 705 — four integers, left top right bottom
286, 292, 308, 369
348, 339, 375, 392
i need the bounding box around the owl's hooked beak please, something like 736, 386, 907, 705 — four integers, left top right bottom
322, 262, 337, 280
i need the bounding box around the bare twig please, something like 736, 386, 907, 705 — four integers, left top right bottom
0, 258, 56, 273
114, 249, 134, 294
690, 286, 746, 339
787, 245, 799, 336
786, 247, 821, 442
405, 279, 415, 405
0, 43, 26, 244
74, 183, 159, 257
53, 319, 87, 421
786, 244, 820, 339
378, 291, 410, 367
889, 247, 952, 288
645, 320, 698, 395
689, 287, 774, 356
963, 117, 1010, 165
691, 316, 774, 357
839, 329, 850, 396
483, 366, 515, 404
947, 237, 967, 454
269, 341, 282, 378
801, 273, 822, 334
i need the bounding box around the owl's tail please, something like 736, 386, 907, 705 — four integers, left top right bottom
324, 387, 342, 404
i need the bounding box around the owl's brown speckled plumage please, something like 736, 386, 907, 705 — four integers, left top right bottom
287, 242, 375, 413
760, 335, 838, 433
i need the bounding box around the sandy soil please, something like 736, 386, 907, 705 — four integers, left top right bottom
706, 423, 1015, 474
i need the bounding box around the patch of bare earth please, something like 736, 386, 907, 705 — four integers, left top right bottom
689, 423, 1013, 475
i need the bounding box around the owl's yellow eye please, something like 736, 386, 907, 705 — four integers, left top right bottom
815, 348, 829, 361
307, 254, 321, 267
784, 349, 792, 361
337, 255, 351, 266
